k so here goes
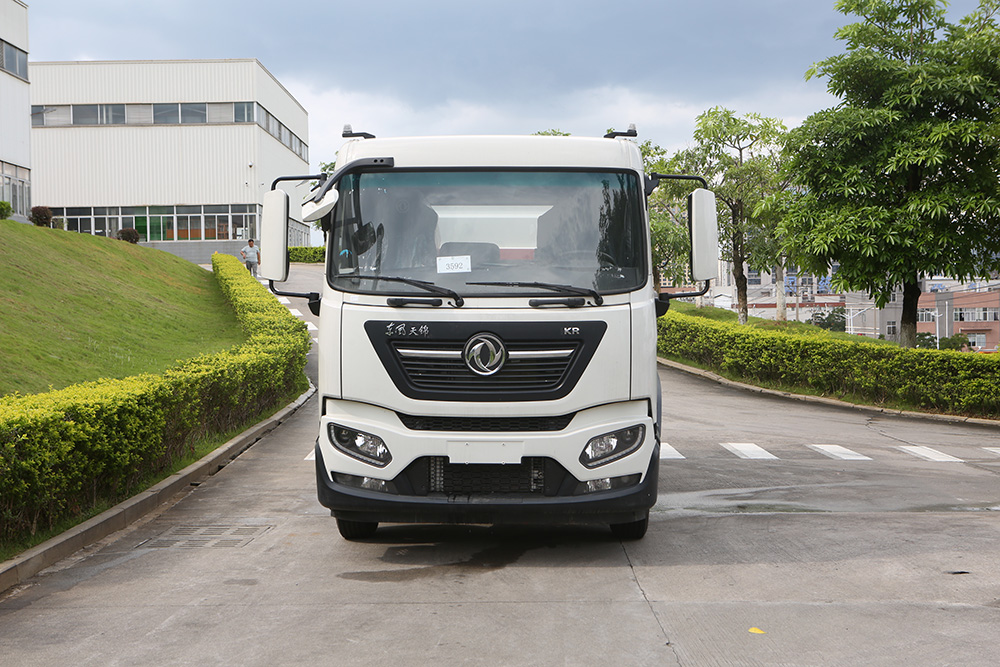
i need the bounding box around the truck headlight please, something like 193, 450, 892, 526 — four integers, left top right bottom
579, 425, 645, 468
328, 423, 392, 467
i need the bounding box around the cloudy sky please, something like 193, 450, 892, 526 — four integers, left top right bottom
25, 0, 983, 169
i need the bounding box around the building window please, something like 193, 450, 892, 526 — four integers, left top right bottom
887, 321, 897, 335
1, 40, 29, 80
1, 161, 31, 218
35, 99, 307, 160
235, 102, 254, 123
967, 333, 987, 348
180, 103, 207, 124
153, 104, 180, 124
917, 309, 936, 323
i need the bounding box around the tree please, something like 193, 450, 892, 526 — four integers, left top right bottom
116, 228, 140, 244
664, 108, 789, 323
776, 0, 1000, 347
0, 201, 11, 220
811, 306, 847, 331
29, 206, 52, 228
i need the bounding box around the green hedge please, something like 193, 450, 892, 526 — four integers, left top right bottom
658, 311, 1000, 417
289, 246, 324, 263
0, 253, 311, 542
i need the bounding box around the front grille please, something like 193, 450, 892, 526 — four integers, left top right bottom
429, 456, 545, 495
365, 320, 607, 402
394, 341, 577, 392
396, 412, 575, 432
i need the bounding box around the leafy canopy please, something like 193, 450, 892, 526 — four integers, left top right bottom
778, 0, 1000, 307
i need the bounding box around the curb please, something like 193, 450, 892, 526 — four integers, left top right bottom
657, 357, 1000, 428
0, 383, 316, 596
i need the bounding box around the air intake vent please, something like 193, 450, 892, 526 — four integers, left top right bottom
397, 412, 575, 432
429, 456, 545, 495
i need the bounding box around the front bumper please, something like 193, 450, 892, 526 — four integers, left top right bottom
315, 442, 659, 526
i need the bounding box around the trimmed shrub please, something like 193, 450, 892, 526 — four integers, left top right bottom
0, 201, 12, 220
289, 246, 324, 263
0, 253, 310, 543
29, 206, 53, 228
658, 311, 1000, 417
117, 228, 140, 244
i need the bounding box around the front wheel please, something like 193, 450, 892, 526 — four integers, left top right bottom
610, 511, 649, 540
336, 518, 379, 540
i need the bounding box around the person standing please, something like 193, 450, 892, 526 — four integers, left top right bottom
240, 239, 261, 277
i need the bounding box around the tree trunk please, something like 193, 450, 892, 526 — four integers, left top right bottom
773, 261, 787, 321
899, 277, 921, 348
732, 230, 749, 324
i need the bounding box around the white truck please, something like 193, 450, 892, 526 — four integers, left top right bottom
260, 128, 717, 540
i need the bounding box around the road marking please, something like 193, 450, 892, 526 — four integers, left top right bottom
304, 450, 316, 461
312, 337, 319, 344
659, 443, 686, 459
984, 447, 1000, 457
896, 445, 964, 462
721, 442, 778, 460
278, 297, 291, 304
288, 308, 304, 317
808, 444, 872, 461
306, 322, 318, 331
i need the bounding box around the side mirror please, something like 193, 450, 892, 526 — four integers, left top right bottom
259, 190, 290, 282
302, 188, 339, 223
689, 188, 719, 282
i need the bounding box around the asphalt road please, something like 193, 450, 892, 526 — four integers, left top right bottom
1, 264, 999, 666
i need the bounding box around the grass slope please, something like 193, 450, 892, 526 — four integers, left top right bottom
0, 220, 246, 395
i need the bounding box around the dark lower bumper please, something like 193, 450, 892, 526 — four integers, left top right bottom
315, 444, 658, 526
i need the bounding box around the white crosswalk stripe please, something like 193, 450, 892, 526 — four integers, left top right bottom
278, 297, 291, 304
807, 444, 872, 461
306, 322, 318, 331
304, 450, 315, 461
896, 445, 964, 462
659, 443, 686, 459
984, 447, 1000, 457
721, 442, 778, 460
288, 308, 304, 317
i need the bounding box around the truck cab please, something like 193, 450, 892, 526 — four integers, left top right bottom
261, 131, 717, 540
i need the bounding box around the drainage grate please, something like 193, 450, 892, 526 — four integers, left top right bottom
138, 525, 272, 549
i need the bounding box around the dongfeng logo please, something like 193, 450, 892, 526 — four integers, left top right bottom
464, 333, 507, 376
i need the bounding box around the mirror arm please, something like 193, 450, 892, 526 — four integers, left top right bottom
271, 174, 326, 191
268, 281, 322, 316
645, 173, 709, 197
659, 280, 711, 302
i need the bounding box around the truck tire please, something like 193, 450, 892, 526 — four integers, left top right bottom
337, 518, 379, 540
610, 511, 649, 540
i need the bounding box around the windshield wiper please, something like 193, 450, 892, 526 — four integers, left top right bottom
342, 274, 465, 307
466, 281, 604, 306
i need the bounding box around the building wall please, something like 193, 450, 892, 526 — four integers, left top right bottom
29, 59, 312, 263
918, 287, 1000, 351
0, 0, 31, 222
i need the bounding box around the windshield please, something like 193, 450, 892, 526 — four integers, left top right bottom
327, 170, 647, 298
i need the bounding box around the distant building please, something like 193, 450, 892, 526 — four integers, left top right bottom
0, 0, 30, 223
915, 282, 1000, 351
30, 59, 312, 263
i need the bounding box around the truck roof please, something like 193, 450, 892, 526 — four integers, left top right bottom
335, 135, 646, 172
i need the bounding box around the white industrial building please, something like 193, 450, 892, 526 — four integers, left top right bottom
0, 0, 30, 224
30, 59, 312, 263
